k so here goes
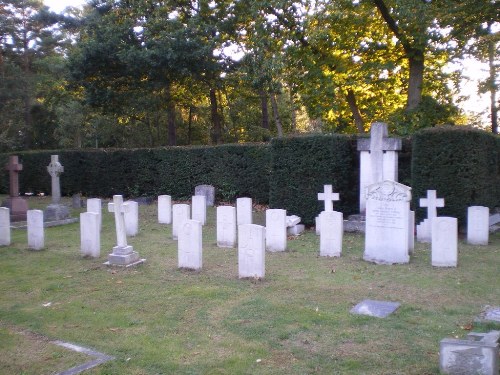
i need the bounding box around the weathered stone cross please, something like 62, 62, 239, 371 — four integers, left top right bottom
6, 155, 22, 197
420, 190, 445, 220
318, 185, 339, 212
108, 195, 130, 248
47, 155, 64, 204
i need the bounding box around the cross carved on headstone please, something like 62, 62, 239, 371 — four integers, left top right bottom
108, 195, 130, 248
318, 185, 339, 212
47, 155, 64, 204
420, 190, 445, 220
6, 155, 22, 197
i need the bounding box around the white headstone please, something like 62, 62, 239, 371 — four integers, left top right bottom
0, 207, 11, 246
266, 209, 287, 252
178, 219, 202, 270
432, 217, 457, 267
194, 185, 215, 206
236, 197, 253, 225
107, 195, 141, 266
364, 181, 411, 264
87, 198, 102, 231
172, 204, 190, 240
317, 185, 339, 212
124, 200, 139, 237
238, 224, 265, 279
408, 210, 415, 254
80, 212, 100, 258
47, 155, 64, 204
27, 209, 44, 250
357, 122, 402, 213
320, 211, 343, 257
158, 195, 172, 224
217, 206, 236, 248
417, 190, 445, 242
192, 195, 207, 225
467, 206, 489, 245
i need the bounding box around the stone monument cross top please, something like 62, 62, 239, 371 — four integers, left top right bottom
420, 190, 444, 219
47, 155, 64, 204
6, 156, 22, 197
318, 185, 340, 212
108, 195, 130, 248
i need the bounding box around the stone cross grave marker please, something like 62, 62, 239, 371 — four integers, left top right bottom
47, 155, 64, 204
317, 185, 339, 212
217, 206, 236, 248
417, 190, 445, 242
357, 122, 402, 213
107, 195, 142, 266
364, 180, 411, 264
3, 155, 28, 221
178, 219, 202, 270
238, 224, 265, 279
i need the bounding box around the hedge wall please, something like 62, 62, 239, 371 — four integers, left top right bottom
0, 144, 271, 204
412, 126, 500, 227
269, 134, 358, 225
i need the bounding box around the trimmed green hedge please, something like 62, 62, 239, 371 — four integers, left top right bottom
0, 144, 271, 204
269, 134, 358, 225
412, 126, 500, 227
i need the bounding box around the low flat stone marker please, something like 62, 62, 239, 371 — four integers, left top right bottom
266, 209, 287, 252
3, 155, 28, 221
319, 211, 343, 257
27, 209, 44, 250
124, 200, 139, 237
158, 195, 172, 224
238, 224, 265, 279
87, 198, 102, 231
318, 185, 339, 212
475, 306, 500, 324
45, 155, 70, 221
178, 219, 202, 270
80, 212, 100, 258
432, 217, 457, 267
172, 204, 190, 240
0, 207, 11, 246
350, 299, 401, 318
363, 180, 411, 264
467, 206, 489, 245
192, 195, 207, 225
194, 185, 215, 206
440, 330, 499, 375
106, 195, 143, 266
236, 197, 252, 225
417, 189, 445, 243
217, 206, 236, 248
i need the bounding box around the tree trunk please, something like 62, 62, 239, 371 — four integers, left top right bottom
166, 85, 176, 146
488, 36, 498, 134
210, 87, 221, 144
345, 90, 365, 133
407, 50, 425, 110
260, 89, 270, 141
187, 106, 193, 145
290, 90, 297, 133
270, 93, 283, 137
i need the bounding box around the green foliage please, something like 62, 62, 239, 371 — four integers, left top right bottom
269, 134, 358, 225
1, 144, 271, 203
411, 126, 500, 226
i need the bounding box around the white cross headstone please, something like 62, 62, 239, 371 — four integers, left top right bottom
47, 155, 64, 204
172, 204, 190, 240
80, 212, 100, 258
237, 197, 253, 225
317, 185, 339, 212
417, 190, 445, 243
266, 209, 287, 252
158, 195, 172, 224
192, 195, 207, 225
320, 211, 343, 257
0, 207, 11, 246
238, 224, 265, 279
357, 122, 402, 213
178, 219, 202, 270
27, 210, 44, 250
432, 217, 457, 267
107, 195, 142, 266
217, 206, 236, 248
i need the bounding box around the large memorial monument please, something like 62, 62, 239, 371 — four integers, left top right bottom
2, 155, 28, 221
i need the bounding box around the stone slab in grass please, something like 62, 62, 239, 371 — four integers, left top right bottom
350, 299, 401, 318
475, 306, 500, 323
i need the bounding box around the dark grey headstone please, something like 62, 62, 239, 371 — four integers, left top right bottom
44, 204, 70, 221
194, 185, 215, 206
350, 299, 401, 318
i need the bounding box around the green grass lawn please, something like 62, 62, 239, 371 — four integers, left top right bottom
0, 196, 499, 374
